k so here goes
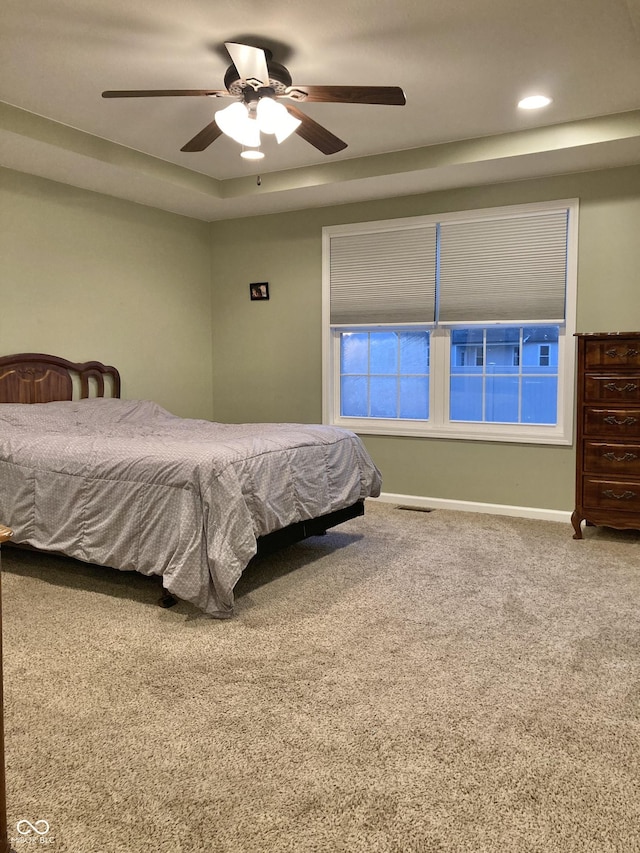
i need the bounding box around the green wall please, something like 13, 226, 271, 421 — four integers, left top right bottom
0, 168, 213, 418
210, 165, 640, 511
2, 162, 639, 513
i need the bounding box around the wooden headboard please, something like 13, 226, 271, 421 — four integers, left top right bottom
0, 353, 121, 403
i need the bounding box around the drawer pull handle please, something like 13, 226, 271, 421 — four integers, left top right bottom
603, 382, 638, 393
602, 489, 637, 501
603, 416, 638, 426
602, 451, 638, 462
605, 348, 639, 359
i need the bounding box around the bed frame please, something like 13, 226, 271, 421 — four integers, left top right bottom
0, 353, 365, 608
0, 352, 121, 403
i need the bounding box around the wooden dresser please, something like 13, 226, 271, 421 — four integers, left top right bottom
572, 332, 640, 538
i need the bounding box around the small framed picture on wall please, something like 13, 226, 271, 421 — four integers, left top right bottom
250, 282, 269, 301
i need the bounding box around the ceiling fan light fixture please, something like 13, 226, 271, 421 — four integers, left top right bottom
273, 109, 302, 144
240, 147, 265, 160
255, 96, 282, 134
215, 102, 261, 147
256, 97, 301, 142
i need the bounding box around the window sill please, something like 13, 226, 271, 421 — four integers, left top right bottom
332, 418, 572, 445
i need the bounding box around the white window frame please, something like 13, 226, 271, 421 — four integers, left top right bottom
322, 200, 579, 446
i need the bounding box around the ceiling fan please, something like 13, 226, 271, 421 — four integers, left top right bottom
102, 42, 406, 159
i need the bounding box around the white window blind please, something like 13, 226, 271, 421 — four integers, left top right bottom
329, 226, 437, 325
438, 209, 568, 323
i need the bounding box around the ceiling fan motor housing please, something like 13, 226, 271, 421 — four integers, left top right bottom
224, 59, 293, 96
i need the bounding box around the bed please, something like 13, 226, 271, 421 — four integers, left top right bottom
0, 353, 382, 617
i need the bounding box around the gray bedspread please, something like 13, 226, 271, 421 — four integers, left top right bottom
0, 399, 381, 616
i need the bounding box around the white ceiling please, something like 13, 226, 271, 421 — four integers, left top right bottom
1, 0, 639, 221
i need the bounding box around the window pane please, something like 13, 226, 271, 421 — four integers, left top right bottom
522, 327, 559, 367
451, 328, 483, 346
450, 375, 483, 421
485, 328, 520, 372
399, 332, 429, 373
341, 376, 368, 417
487, 364, 520, 375
486, 346, 519, 373
370, 376, 398, 418
523, 326, 559, 341
370, 332, 398, 374
486, 327, 520, 344
451, 361, 483, 375
449, 325, 559, 425
522, 364, 558, 376
341, 332, 368, 374
485, 376, 519, 422
338, 329, 430, 422
400, 377, 429, 419
522, 377, 558, 424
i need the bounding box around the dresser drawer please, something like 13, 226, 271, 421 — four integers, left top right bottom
583, 477, 640, 511
584, 375, 640, 403
584, 338, 640, 368
584, 441, 640, 475
584, 408, 640, 437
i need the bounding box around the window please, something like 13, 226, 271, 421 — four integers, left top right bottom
449, 326, 559, 424
323, 200, 578, 444
340, 330, 430, 419
455, 343, 484, 367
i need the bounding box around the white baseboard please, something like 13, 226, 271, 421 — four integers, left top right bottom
370, 491, 572, 524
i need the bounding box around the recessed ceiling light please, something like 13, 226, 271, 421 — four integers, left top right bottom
518, 95, 552, 110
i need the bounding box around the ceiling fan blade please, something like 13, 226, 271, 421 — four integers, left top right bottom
286, 85, 406, 106
180, 121, 224, 152
225, 42, 269, 87
286, 105, 347, 155
102, 89, 228, 98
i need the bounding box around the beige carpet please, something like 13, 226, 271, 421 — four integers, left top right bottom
2, 501, 639, 853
